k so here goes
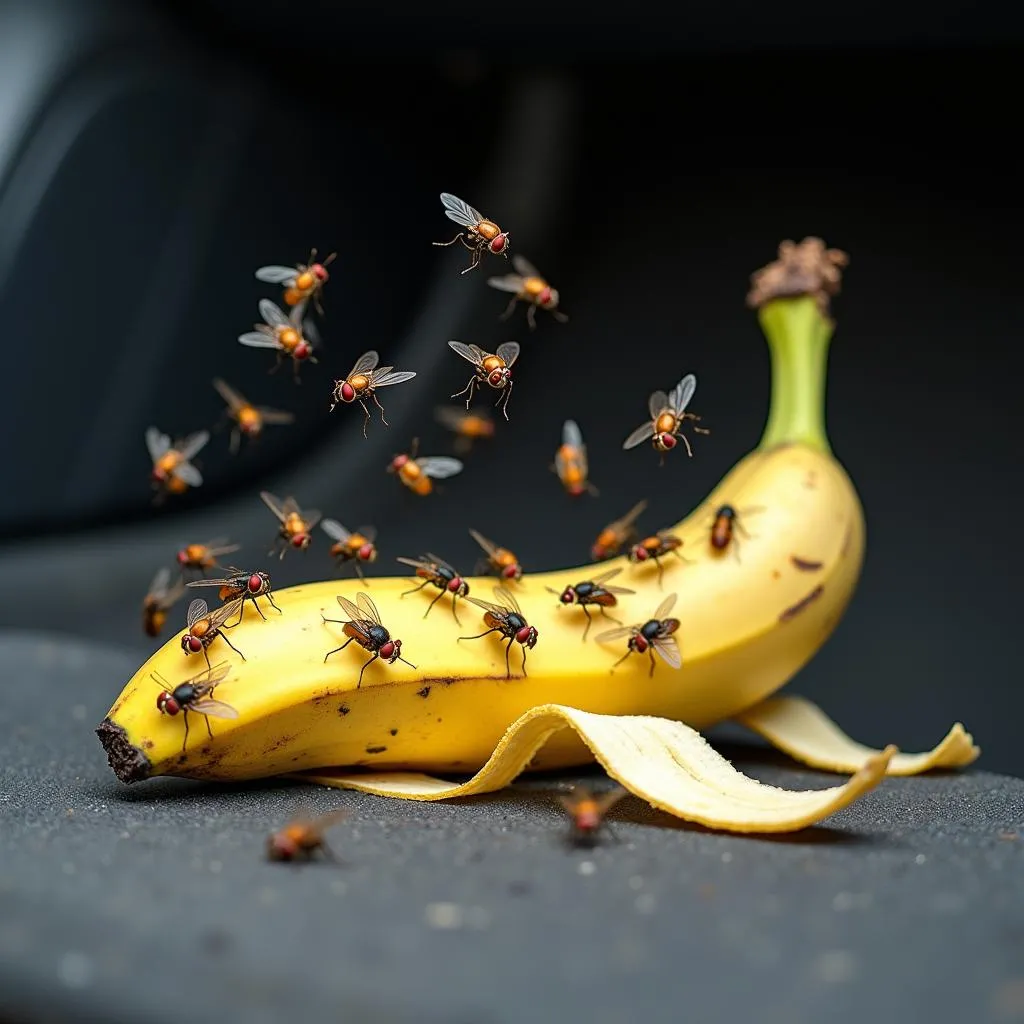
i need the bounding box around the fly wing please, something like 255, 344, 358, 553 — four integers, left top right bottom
302, 509, 323, 531
260, 491, 287, 522
594, 625, 634, 644
595, 786, 630, 816
321, 518, 351, 543
423, 551, 455, 572
355, 525, 377, 543
256, 407, 296, 425
259, 298, 289, 328
189, 698, 239, 720
238, 331, 279, 349
356, 591, 382, 624
186, 598, 208, 627
652, 634, 682, 670
440, 192, 482, 227
622, 421, 655, 450
493, 585, 521, 615
434, 405, 469, 431
396, 555, 430, 572
147, 566, 172, 597
654, 592, 677, 620
648, 389, 669, 420
418, 456, 463, 480
496, 341, 520, 367
369, 369, 417, 388
177, 431, 210, 462
511, 253, 542, 279
254, 265, 298, 284
208, 597, 245, 629
616, 500, 648, 530
212, 378, 246, 411
288, 298, 311, 329
668, 374, 697, 416
145, 427, 170, 462
159, 576, 187, 609
348, 350, 380, 377
447, 340, 484, 367
172, 461, 202, 487
193, 661, 232, 687
562, 419, 584, 449
486, 273, 525, 294
468, 528, 498, 558
464, 594, 506, 616
589, 567, 624, 587
334, 593, 365, 622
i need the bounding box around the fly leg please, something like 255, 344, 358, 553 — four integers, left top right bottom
461, 245, 482, 275
433, 232, 465, 248
371, 390, 390, 428
181, 711, 191, 752
610, 647, 634, 673
401, 578, 432, 598
598, 606, 623, 628
451, 375, 477, 409
499, 296, 518, 321
496, 379, 513, 421
526, 305, 537, 332
322, 631, 356, 662
216, 631, 247, 663
356, 651, 380, 688
424, 587, 446, 618
580, 605, 593, 642
358, 400, 372, 439
450, 592, 462, 627
265, 592, 283, 616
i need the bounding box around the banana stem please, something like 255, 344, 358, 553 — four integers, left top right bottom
757, 296, 833, 454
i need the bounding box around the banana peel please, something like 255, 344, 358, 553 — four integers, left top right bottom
97, 239, 979, 834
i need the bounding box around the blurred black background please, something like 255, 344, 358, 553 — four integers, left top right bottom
0, 0, 1021, 775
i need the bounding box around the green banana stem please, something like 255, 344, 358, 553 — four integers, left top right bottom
756, 296, 833, 454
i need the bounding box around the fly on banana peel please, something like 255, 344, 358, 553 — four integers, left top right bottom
98, 239, 980, 838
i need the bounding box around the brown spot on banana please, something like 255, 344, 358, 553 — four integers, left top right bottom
779, 585, 825, 623
366, 745, 387, 754
790, 555, 824, 572
417, 686, 431, 698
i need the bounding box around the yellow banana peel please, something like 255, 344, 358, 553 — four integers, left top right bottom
97, 241, 979, 834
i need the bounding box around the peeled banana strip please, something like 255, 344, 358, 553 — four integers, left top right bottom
735, 694, 979, 776
297, 704, 898, 834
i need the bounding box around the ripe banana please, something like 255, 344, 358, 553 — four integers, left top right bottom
97, 242, 979, 834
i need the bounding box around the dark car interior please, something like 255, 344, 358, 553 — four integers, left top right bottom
2, 1, 1022, 1020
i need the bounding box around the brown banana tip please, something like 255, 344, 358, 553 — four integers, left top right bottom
746, 237, 849, 319
96, 718, 153, 784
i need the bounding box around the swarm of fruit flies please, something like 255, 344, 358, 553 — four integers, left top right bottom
128, 196, 796, 861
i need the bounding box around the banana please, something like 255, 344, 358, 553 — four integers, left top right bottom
97, 240, 979, 833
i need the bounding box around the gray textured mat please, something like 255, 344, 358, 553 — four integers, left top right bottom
1, 632, 1022, 1024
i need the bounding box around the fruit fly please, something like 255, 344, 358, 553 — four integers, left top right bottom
260, 491, 322, 558
595, 592, 681, 678
709, 503, 765, 560
448, 340, 520, 420
266, 809, 349, 863
387, 437, 463, 496
545, 567, 635, 641
432, 192, 509, 274
152, 662, 237, 752
556, 786, 629, 847
321, 519, 378, 582
255, 248, 336, 315
396, 553, 470, 624
322, 591, 415, 688
469, 527, 523, 582
487, 253, 569, 330
622, 372, 710, 460
142, 567, 186, 638
182, 597, 247, 667
330, 349, 417, 438
146, 427, 209, 501
460, 585, 538, 679
628, 531, 689, 587
237, 298, 319, 382
175, 538, 241, 578
433, 406, 496, 455
186, 567, 282, 624
553, 419, 598, 497
591, 500, 648, 561
212, 378, 295, 455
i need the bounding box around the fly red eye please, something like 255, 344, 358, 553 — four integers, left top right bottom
358, 543, 375, 560
560, 589, 574, 604
502, 564, 519, 579
340, 381, 355, 402
295, 342, 311, 360
391, 454, 408, 470
539, 287, 552, 305
488, 370, 505, 387
660, 433, 677, 449
312, 264, 329, 281
187, 636, 203, 652
489, 233, 508, 254
248, 574, 263, 593
634, 636, 649, 653
632, 546, 648, 561
292, 534, 308, 548
515, 625, 533, 644
176, 550, 188, 566
447, 577, 462, 592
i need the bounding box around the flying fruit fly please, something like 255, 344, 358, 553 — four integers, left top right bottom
595, 592, 681, 678
255, 248, 336, 316
591, 499, 648, 561
175, 538, 242, 579
330, 349, 417, 438
212, 378, 295, 455
146, 427, 209, 502
434, 405, 496, 455
469, 527, 524, 582
628, 531, 689, 588
487, 253, 569, 330
545, 567, 634, 641
709, 503, 765, 561
622, 372, 710, 462
266, 809, 349, 863
260, 491, 322, 558
556, 786, 629, 847
448, 340, 520, 421
237, 298, 319, 382
459, 585, 538, 679
396, 553, 470, 625
387, 438, 463, 497
322, 591, 416, 688
186, 567, 281, 624
153, 662, 237, 752
321, 519, 378, 583
142, 567, 186, 638
432, 192, 509, 274
182, 598, 247, 668
553, 419, 598, 497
